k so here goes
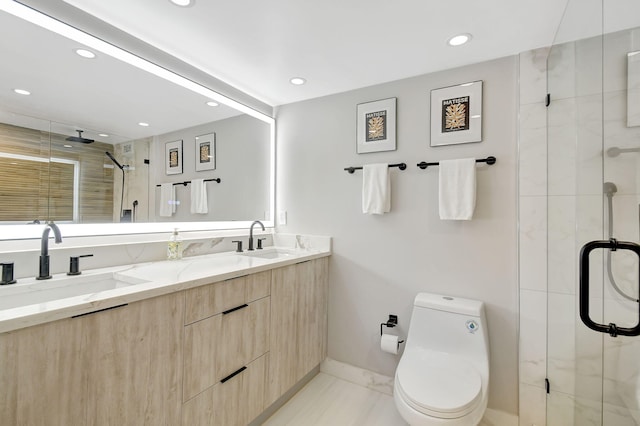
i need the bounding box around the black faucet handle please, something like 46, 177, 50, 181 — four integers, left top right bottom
0, 262, 16, 285
67, 254, 94, 276
232, 240, 243, 253
257, 238, 267, 250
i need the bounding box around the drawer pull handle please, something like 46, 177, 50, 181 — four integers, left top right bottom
222, 304, 248, 315
221, 366, 247, 383
72, 303, 128, 318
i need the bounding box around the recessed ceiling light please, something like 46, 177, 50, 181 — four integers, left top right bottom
13, 88, 30, 95
138, 122, 150, 127
75, 48, 96, 59
98, 133, 109, 137
289, 77, 306, 86
206, 101, 219, 107
447, 33, 472, 47
169, 0, 193, 6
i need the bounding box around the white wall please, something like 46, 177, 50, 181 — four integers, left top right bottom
276, 56, 519, 415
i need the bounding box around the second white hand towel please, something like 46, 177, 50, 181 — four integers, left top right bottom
190, 179, 208, 214
159, 183, 176, 217
362, 163, 390, 215
439, 158, 476, 220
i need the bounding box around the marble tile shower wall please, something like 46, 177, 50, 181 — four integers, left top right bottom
519, 28, 640, 426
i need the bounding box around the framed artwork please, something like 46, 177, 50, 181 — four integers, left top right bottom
165, 140, 183, 175
356, 97, 397, 153
430, 81, 483, 146
195, 132, 216, 171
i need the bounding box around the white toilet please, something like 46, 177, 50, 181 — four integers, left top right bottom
394, 292, 490, 426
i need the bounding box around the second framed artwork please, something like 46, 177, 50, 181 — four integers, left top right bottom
430, 80, 483, 147
195, 132, 216, 171
356, 97, 397, 154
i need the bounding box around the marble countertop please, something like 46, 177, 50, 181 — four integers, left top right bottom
0, 241, 330, 333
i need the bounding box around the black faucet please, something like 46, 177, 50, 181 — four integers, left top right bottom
37, 222, 62, 280
248, 220, 265, 251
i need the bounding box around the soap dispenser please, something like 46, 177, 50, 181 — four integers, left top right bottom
167, 228, 183, 260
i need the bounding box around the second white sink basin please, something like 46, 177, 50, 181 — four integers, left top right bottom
0, 272, 149, 311
241, 247, 298, 260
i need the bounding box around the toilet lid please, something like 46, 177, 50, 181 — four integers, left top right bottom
396, 350, 482, 417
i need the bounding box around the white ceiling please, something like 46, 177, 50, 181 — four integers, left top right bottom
62, 0, 574, 106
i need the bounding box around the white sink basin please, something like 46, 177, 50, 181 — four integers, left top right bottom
241, 247, 298, 260
0, 272, 149, 310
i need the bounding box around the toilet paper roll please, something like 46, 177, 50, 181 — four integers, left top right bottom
380, 333, 400, 354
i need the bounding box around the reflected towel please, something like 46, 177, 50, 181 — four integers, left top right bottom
439, 158, 476, 220
190, 179, 208, 214
362, 163, 390, 215
159, 183, 176, 217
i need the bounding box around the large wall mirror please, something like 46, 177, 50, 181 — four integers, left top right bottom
0, 1, 274, 238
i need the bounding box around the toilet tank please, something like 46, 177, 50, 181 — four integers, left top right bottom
406, 293, 489, 368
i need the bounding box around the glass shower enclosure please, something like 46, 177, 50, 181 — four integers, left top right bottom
546, 0, 640, 424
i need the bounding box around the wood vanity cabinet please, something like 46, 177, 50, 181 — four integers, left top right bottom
267, 257, 329, 405
0, 291, 184, 426
82, 292, 184, 425
0, 316, 85, 425
0, 256, 329, 426
182, 353, 268, 426
182, 271, 271, 425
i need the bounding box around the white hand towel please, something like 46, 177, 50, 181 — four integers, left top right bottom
439, 158, 476, 220
159, 183, 176, 217
362, 163, 391, 215
190, 179, 208, 214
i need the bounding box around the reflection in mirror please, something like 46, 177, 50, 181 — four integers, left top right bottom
0, 117, 51, 223
628, 51, 640, 127
0, 2, 274, 232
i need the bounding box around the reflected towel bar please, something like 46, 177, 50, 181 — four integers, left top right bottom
344, 163, 407, 174
416, 156, 497, 170
156, 178, 221, 187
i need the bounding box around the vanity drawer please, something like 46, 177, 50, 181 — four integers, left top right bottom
182, 353, 268, 426
183, 296, 270, 402
184, 270, 271, 325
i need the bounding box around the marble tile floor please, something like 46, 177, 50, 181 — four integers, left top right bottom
262, 372, 408, 426
263, 372, 505, 426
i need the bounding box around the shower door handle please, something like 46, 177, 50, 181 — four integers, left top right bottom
579, 239, 640, 337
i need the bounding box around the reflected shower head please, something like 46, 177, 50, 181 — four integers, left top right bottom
66, 130, 94, 144
604, 181, 618, 196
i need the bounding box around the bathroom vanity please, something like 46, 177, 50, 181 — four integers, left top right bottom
0, 246, 330, 425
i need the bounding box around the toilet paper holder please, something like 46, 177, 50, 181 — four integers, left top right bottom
380, 314, 404, 343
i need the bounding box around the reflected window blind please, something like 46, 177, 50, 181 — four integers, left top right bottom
0, 157, 54, 222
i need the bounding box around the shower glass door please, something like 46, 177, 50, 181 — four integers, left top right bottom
546, 0, 640, 424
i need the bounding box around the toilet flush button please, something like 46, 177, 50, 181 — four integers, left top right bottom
466, 320, 479, 333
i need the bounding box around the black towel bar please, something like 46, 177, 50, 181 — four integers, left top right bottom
417, 156, 496, 170
156, 178, 221, 187
344, 163, 407, 174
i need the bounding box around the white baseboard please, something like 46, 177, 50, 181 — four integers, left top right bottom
320, 358, 394, 396
321, 358, 519, 426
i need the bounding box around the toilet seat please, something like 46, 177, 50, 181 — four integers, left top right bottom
396, 350, 482, 419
